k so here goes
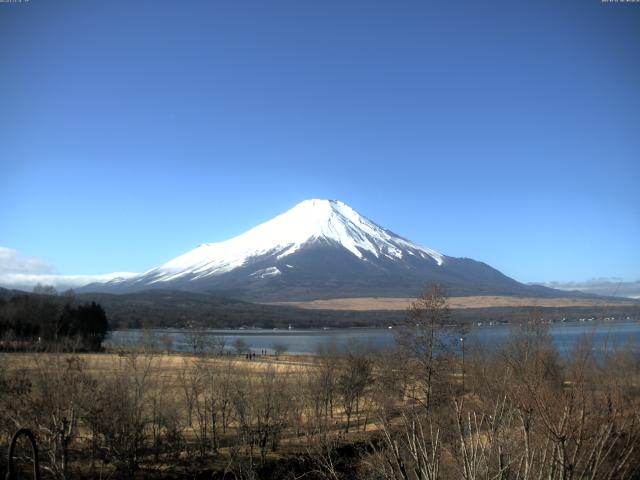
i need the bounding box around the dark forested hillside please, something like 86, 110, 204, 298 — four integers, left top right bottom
1, 287, 637, 332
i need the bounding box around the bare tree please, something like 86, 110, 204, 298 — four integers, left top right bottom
234, 338, 249, 355
185, 325, 206, 355
308, 345, 339, 428
272, 342, 288, 360
191, 357, 224, 455
217, 358, 236, 434
178, 358, 200, 427
28, 354, 91, 479
32, 284, 58, 296
337, 346, 372, 433
209, 334, 228, 356
247, 366, 292, 463
366, 404, 442, 480
92, 350, 156, 477
231, 374, 256, 458
396, 283, 452, 410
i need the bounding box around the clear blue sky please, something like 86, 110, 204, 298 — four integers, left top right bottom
1, 0, 638, 284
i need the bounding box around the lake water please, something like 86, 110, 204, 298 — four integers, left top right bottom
107, 321, 640, 356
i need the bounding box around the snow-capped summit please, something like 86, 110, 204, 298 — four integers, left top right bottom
156, 199, 443, 283
82, 199, 545, 300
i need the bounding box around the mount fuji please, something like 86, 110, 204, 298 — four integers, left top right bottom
81, 199, 562, 300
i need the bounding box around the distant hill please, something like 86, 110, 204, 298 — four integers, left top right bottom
3, 287, 634, 330
73, 289, 394, 329
0, 286, 25, 301
67, 289, 640, 329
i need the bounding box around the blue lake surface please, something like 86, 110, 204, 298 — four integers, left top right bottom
107, 321, 640, 356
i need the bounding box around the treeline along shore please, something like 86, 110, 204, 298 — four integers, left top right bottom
1, 286, 636, 335
0, 288, 109, 352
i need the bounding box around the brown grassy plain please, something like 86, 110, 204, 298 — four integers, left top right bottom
266, 295, 639, 310
0, 350, 376, 473
2, 309, 639, 480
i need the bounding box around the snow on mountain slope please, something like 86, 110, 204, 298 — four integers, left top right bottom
79, 199, 575, 300
136, 199, 444, 285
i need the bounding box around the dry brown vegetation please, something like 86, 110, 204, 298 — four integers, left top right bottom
1, 286, 639, 480
266, 296, 639, 311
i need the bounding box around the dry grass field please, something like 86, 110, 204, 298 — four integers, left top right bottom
266, 295, 639, 311
0, 351, 317, 374
0, 349, 388, 478
2, 298, 640, 480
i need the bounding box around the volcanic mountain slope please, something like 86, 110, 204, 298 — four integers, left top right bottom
82, 199, 567, 301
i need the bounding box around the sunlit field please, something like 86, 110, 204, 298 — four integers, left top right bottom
2, 294, 640, 479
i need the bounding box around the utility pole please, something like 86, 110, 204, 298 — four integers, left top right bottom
460, 337, 465, 401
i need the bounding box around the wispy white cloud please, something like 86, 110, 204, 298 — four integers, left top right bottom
0, 246, 53, 275
0, 273, 139, 291
536, 278, 640, 299
0, 246, 137, 291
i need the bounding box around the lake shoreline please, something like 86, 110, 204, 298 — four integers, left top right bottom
106, 320, 640, 356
